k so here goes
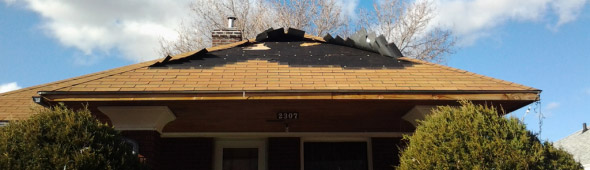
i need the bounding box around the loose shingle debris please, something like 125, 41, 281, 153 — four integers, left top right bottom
324, 29, 403, 58
151, 27, 410, 69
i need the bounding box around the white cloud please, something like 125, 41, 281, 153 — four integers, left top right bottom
335, 0, 360, 19
10, 0, 193, 62
5, 0, 360, 63
542, 101, 561, 117
431, 0, 589, 45
4, 0, 588, 62
546, 102, 560, 110
551, 0, 588, 28
0, 82, 22, 93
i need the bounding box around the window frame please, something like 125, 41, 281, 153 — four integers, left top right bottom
214, 138, 267, 170
300, 137, 373, 170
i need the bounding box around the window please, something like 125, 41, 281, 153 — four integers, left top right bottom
222, 148, 258, 170
214, 139, 267, 170
304, 142, 368, 170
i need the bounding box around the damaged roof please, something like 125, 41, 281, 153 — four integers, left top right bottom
0, 28, 539, 120
152, 41, 410, 69
152, 28, 404, 69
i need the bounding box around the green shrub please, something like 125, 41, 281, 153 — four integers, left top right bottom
0, 104, 141, 170
398, 101, 582, 170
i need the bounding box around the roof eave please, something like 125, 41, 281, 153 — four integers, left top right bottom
38, 89, 541, 95
38, 90, 540, 103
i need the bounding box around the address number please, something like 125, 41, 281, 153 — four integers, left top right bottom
277, 112, 299, 120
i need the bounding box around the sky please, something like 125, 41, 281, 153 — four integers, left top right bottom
1, 0, 589, 142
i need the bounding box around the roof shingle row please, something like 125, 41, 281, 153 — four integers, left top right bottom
53, 59, 534, 92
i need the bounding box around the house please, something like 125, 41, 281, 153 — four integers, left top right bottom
0, 18, 540, 170
555, 123, 590, 169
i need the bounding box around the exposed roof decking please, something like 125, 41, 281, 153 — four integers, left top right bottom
153, 41, 411, 69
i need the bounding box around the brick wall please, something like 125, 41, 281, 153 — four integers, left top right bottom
268, 137, 301, 170
371, 137, 404, 170
160, 137, 214, 170
212, 29, 242, 47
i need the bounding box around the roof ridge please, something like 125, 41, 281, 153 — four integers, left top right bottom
556, 129, 588, 142
0, 59, 159, 96
398, 57, 540, 91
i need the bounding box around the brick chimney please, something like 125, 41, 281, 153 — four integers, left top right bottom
211, 17, 242, 47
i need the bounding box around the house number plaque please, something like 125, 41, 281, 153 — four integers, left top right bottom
277, 112, 299, 120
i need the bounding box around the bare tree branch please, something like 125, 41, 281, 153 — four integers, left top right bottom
370, 0, 455, 62
311, 0, 346, 36
158, 0, 455, 63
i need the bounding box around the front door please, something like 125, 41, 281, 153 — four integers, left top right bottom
304, 142, 369, 170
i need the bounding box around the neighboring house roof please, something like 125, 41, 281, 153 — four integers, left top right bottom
555, 129, 590, 169
0, 28, 540, 121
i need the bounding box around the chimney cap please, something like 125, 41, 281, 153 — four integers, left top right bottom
583, 123, 588, 133
227, 17, 237, 29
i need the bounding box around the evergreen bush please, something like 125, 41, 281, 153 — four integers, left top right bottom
0, 104, 141, 170
398, 101, 582, 170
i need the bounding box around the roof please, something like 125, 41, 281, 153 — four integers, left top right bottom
49, 57, 535, 92
0, 28, 539, 121
555, 129, 590, 168
0, 60, 156, 120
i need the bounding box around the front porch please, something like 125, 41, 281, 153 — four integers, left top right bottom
72, 99, 418, 170
121, 132, 404, 170
41, 91, 536, 170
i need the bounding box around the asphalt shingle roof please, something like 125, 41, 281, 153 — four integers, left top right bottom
555, 129, 590, 169
53, 57, 535, 92
0, 29, 539, 121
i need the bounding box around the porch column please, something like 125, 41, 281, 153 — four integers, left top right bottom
98, 106, 176, 169
97, 106, 176, 133
121, 130, 161, 169
402, 105, 436, 127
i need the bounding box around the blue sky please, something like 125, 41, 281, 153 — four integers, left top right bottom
1, 0, 589, 142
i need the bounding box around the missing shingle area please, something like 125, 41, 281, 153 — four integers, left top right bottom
300, 42, 321, 47
150, 41, 413, 69
244, 43, 271, 50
